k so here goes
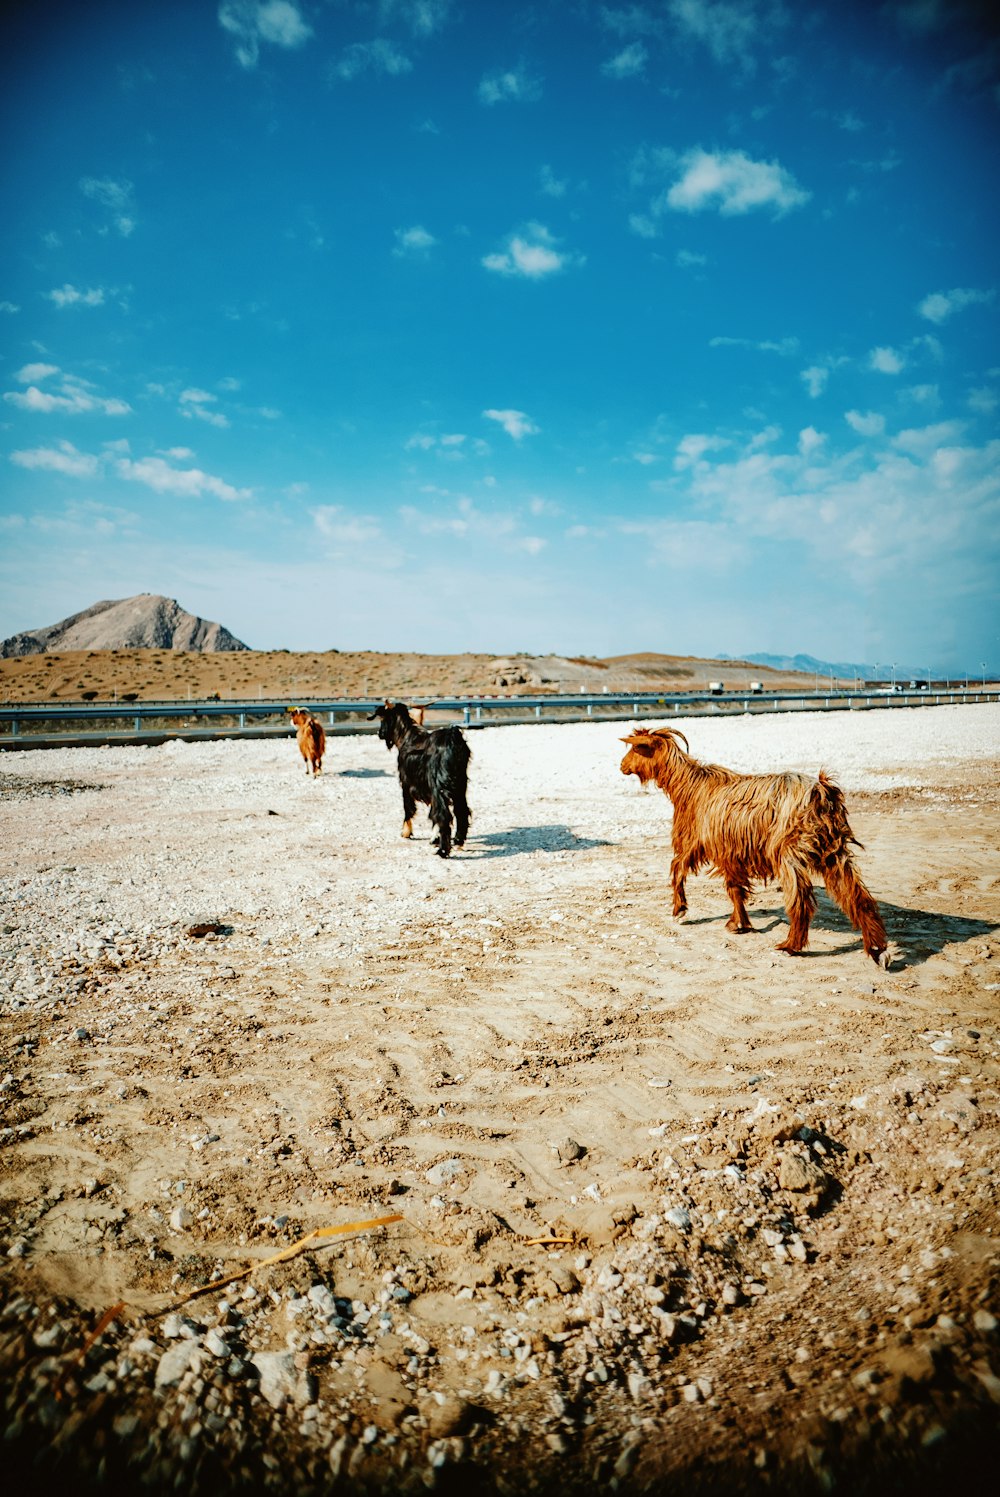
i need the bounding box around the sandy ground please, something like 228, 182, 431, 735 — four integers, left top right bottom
1, 704, 999, 1494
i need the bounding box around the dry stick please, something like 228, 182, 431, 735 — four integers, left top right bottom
66, 1213, 573, 1376
160, 1212, 405, 1313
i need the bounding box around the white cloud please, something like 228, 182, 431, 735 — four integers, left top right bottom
674, 432, 728, 469
666, 148, 809, 217
393, 225, 438, 256
629, 214, 658, 239
968, 386, 998, 415
4, 374, 130, 417
845, 409, 886, 437
539, 165, 567, 198
10, 440, 100, 479
483, 408, 539, 441
79, 177, 136, 236
46, 284, 106, 308
666, 0, 785, 74
918, 286, 995, 323
798, 426, 825, 457
331, 39, 413, 80
116, 455, 250, 501
801, 365, 829, 398
483, 223, 582, 279
15, 363, 59, 383
219, 1, 312, 68
519, 535, 546, 555
311, 505, 383, 547
676, 247, 707, 267
0, 300, 19, 313
478, 65, 542, 106
869, 345, 905, 374
893, 420, 968, 456
602, 42, 648, 78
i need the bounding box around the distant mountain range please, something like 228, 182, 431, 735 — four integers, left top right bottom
1, 595, 249, 656
718, 652, 931, 683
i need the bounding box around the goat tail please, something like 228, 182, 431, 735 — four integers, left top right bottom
812, 770, 863, 847
438, 725, 471, 769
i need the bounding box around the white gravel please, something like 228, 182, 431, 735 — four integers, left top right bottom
2, 703, 997, 1017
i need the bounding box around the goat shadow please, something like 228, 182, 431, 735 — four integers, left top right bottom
338, 768, 391, 779
723, 892, 996, 968
463, 825, 611, 859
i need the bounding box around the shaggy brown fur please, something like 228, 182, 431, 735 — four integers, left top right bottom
289, 709, 326, 776
620, 727, 889, 967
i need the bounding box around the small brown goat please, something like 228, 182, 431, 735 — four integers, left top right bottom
289, 708, 326, 776
620, 727, 889, 967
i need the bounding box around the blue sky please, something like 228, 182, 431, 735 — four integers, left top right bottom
2, 0, 998, 671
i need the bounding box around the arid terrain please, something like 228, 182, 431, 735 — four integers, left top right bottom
0, 647, 823, 706
1, 704, 998, 1494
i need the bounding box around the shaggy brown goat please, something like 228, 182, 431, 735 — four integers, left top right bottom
620, 727, 889, 967
289, 709, 326, 776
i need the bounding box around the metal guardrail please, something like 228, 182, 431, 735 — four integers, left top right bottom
0, 688, 997, 750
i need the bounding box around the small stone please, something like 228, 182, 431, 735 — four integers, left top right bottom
251, 1350, 297, 1410
155, 1340, 200, 1388
973, 1309, 997, 1334
425, 1158, 462, 1187
204, 1328, 229, 1358
169, 1206, 193, 1231
778, 1153, 828, 1198
664, 1206, 691, 1232
558, 1138, 585, 1163
721, 1283, 742, 1307
425, 1395, 475, 1439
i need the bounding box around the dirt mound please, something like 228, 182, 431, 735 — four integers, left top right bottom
1, 595, 248, 657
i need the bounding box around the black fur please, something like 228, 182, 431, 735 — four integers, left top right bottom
368, 701, 471, 858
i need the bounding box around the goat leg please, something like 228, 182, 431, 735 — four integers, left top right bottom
822, 859, 891, 968
776, 861, 816, 954
724, 881, 754, 933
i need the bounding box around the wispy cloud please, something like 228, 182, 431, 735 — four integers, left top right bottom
539, 164, 568, 198
379, 0, 453, 35
10, 440, 100, 479
483, 408, 539, 441
331, 39, 412, 81
311, 504, 383, 548
602, 42, 648, 78
710, 334, 799, 355
666, 0, 786, 75
79, 176, 136, 236
0, 300, 19, 314
482, 223, 583, 279
917, 286, 995, 323
179, 388, 230, 428
393, 224, 438, 256
46, 284, 106, 308
116, 454, 250, 501
666, 147, 810, 216
219, 1, 313, 69
478, 64, 542, 106
676, 247, 708, 267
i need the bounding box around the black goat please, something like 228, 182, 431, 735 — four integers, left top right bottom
367, 700, 471, 858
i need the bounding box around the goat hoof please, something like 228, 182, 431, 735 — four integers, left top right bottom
873, 949, 892, 970
671, 912, 687, 925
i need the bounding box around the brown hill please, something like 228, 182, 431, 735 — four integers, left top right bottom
0, 595, 248, 657
0, 648, 818, 704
